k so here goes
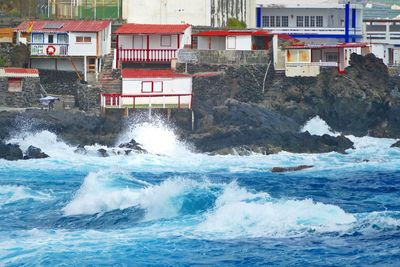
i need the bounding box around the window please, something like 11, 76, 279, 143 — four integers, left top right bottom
296, 16, 304, 27
141, 81, 163, 93
58, 34, 68, 44
262, 16, 269, 27
305, 16, 310, 27
76, 36, 91, 43
227, 36, 236, 49
8, 78, 23, 92
282, 16, 289, 27
48, 34, 54, 43
326, 52, 338, 62
32, 33, 43, 43
316, 16, 323, 27
270, 16, 275, 27
276, 16, 281, 27
310, 16, 316, 27
161, 35, 171, 47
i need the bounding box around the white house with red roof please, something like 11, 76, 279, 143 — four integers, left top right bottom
114, 24, 192, 68
101, 69, 193, 112
15, 20, 112, 81
194, 30, 271, 51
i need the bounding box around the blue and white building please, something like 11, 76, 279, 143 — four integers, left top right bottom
255, 0, 364, 44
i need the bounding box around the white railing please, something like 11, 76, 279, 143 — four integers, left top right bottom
30, 44, 69, 56
286, 62, 338, 67
264, 27, 363, 35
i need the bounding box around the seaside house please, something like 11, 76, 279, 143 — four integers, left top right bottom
364, 19, 400, 66
114, 24, 192, 68
14, 20, 112, 81
283, 42, 370, 77
101, 69, 193, 115
0, 28, 13, 43
255, 0, 364, 44
193, 30, 271, 51
0, 68, 43, 107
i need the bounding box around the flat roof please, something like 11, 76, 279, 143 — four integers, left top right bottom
0, 68, 39, 78
194, 30, 270, 37
285, 42, 369, 49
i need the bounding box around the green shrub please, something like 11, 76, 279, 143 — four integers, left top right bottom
0, 56, 6, 67
227, 18, 247, 29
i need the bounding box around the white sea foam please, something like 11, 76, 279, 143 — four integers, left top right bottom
301, 116, 341, 137
197, 181, 356, 238
0, 185, 51, 205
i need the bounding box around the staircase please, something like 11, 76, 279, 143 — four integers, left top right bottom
98, 50, 122, 94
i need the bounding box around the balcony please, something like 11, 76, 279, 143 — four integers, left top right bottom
30, 44, 69, 56
118, 49, 177, 63
264, 27, 363, 36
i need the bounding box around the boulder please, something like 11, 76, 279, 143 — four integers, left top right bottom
23, 146, 49, 159
391, 141, 400, 148
74, 144, 87, 155
0, 141, 23, 161
97, 148, 109, 157
271, 165, 314, 173
118, 139, 147, 153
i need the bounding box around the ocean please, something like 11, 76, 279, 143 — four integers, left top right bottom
0, 117, 399, 266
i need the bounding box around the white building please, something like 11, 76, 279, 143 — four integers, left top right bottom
283, 42, 369, 77
364, 19, 400, 66
101, 69, 193, 111
15, 20, 112, 81
255, 0, 364, 44
114, 24, 192, 68
194, 30, 270, 51
122, 0, 254, 27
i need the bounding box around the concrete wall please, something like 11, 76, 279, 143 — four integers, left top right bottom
31, 58, 85, 72
285, 65, 320, 77
68, 32, 97, 56
0, 77, 43, 108
122, 0, 253, 27
177, 49, 270, 65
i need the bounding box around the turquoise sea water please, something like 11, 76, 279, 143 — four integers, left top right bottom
1, 118, 400, 266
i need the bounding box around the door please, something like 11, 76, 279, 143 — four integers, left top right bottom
48, 34, 54, 44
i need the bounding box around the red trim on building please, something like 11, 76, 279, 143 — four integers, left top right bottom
3, 68, 39, 75
285, 43, 369, 50
122, 69, 190, 79
115, 24, 190, 35
193, 30, 270, 37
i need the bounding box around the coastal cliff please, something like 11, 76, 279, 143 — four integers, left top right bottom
1, 53, 399, 156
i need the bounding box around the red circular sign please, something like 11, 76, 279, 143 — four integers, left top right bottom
46, 45, 56, 56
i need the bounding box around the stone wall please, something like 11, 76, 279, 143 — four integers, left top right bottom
39, 70, 82, 96
0, 77, 44, 108
0, 43, 29, 68
177, 49, 270, 65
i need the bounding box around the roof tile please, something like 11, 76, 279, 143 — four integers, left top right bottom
115, 24, 190, 34
15, 20, 110, 33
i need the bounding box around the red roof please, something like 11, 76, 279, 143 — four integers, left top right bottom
194, 30, 270, 37
0, 68, 39, 77
115, 24, 190, 35
15, 20, 110, 33
285, 43, 369, 49
122, 69, 189, 79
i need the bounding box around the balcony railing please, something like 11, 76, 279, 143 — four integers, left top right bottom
30, 43, 69, 56
118, 49, 177, 62
264, 27, 363, 35
286, 62, 338, 67
101, 93, 193, 110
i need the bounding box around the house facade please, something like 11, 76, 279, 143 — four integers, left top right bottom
121, 0, 254, 27
194, 30, 270, 51
0, 68, 43, 108
101, 69, 193, 112
364, 19, 400, 66
283, 42, 369, 77
255, 0, 364, 44
15, 20, 112, 81
114, 24, 192, 68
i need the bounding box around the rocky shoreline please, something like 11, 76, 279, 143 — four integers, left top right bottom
1, 54, 400, 160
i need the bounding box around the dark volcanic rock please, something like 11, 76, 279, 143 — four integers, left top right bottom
24, 146, 49, 159
118, 139, 147, 153
0, 141, 23, 161
74, 145, 87, 155
271, 165, 314, 173
97, 149, 109, 157
391, 141, 400, 148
